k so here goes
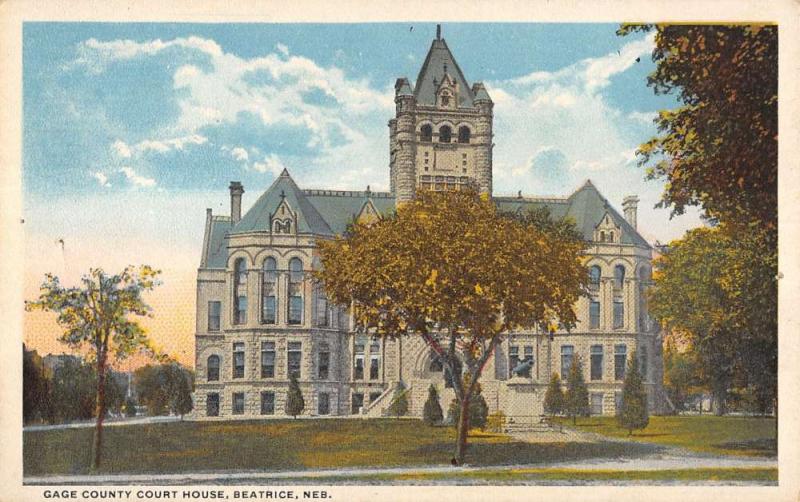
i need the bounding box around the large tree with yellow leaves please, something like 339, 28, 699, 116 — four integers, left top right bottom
315, 188, 587, 464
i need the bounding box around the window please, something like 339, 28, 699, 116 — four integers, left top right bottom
261, 391, 275, 415
523, 346, 534, 377
318, 392, 330, 415
232, 392, 245, 415
639, 346, 648, 380
613, 301, 624, 329
369, 341, 380, 380
458, 126, 470, 144
591, 393, 604, 415
353, 342, 365, 380
262, 258, 277, 324
614, 265, 626, 290
318, 344, 330, 380
420, 124, 432, 142
590, 345, 603, 381
207, 355, 220, 382
235, 296, 248, 325
287, 342, 302, 379
288, 258, 303, 325
351, 393, 364, 414
590, 300, 601, 329
208, 301, 221, 331
600, 231, 606, 242
207, 393, 220, 417
233, 342, 245, 379
273, 219, 292, 234
315, 292, 329, 327
235, 258, 247, 286
439, 125, 452, 143
608, 231, 614, 243
589, 266, 601, 289
614, 391, 623, 414
369, 392, 382, 404
560, 345, 574, 380
261, 341, 275, 378
615, 344, 627, 380
508, 345, 520, 379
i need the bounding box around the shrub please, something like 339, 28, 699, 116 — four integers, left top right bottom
543, 373, 565, 417
387, 382, 409, 417
448, 389, 489, 430
564, 354, 590, 425
486, 411, 506, 433
422, 384, 443, 425
617, 351, 649, 434
286, 374, 305, 418
124, 397, 138, 417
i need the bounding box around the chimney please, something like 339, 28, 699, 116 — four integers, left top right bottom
229, 181, 244, 224
623, 195, 639, 230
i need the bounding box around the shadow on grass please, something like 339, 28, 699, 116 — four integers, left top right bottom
713, 438, 777, 457
631, 433, 671, 438
413, 440, 664, 467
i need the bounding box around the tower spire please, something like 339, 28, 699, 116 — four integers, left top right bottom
436, 24, 441, 40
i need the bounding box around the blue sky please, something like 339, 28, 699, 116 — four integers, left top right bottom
22, 22, 706, 359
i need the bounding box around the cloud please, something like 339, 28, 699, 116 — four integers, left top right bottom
230, 147, 249, 162
135, 134, 208, 154
119, 166, 156, 187
111, 140, 132, 158
628, 110, 657, 124
91, 171, 111, 187
74, 35, 394, 190
251, 153, 286, 175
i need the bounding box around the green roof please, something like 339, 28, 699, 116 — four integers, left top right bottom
201, 173, 649, 269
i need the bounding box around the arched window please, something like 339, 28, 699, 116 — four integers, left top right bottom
262, 257, 277, 324
458, 126, 470, 144
608, 231, 614, 243
614, 264, 626, 290
599, 231, 606, 242
420, 124, 432, 142
233, 258, 247, 325
439, 125, 452, 143
207, 355, 220, 381
288, 258, 304, 325
589, 265, 601, 288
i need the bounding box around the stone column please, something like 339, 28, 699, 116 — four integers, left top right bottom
474, 101, 493, 195
394, 95, 417, 204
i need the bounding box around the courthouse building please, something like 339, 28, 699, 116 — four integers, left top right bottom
191, 27, 667, 421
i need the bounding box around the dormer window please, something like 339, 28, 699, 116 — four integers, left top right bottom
273, 219, 292, 234
441, 94, 450, 107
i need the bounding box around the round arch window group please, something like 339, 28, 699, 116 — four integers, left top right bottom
419, 124, 470, 144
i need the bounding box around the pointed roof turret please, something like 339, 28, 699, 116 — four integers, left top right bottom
413, 25, 475, 107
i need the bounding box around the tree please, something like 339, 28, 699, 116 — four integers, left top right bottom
50, 357, 97, 422
171, 367, 194, 419
648, 226, 776, 416
619, 24, 777, 238
447, 384, 489, 430
124, 397, 138, 418
662, 335, 702, 412
423, 385, 443, 426
26, 265, 161, 469
564, 355, 589, 425
286, 374, 305, 418
543, 373, 565, 418
386, 382, 409, 418
23, 345, 51, 424
134, 363, 194, 417
315, 188, 587, 464
618, 351, 649, 435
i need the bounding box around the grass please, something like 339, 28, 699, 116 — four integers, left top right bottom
24, 418, 660, 476
553, 415, 777, 457
288, 467, 778, 484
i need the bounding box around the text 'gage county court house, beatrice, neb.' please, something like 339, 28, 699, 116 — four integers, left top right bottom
191, 26, 669, 422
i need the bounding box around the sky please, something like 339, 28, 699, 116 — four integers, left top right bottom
22, 22, 704, 367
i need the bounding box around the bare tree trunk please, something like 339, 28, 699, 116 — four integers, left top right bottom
92, 351, 107, 471
454, 394, 471, 465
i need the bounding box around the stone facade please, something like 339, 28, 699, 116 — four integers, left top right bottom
190, 28, 667, 421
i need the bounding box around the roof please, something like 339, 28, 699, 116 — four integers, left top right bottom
413, 37, 475, 108
200, 172, 650, 269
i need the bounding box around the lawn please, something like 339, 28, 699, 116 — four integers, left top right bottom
24, 418, 659, 476
554, 415, 777, 457
288, 467, 778, 484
